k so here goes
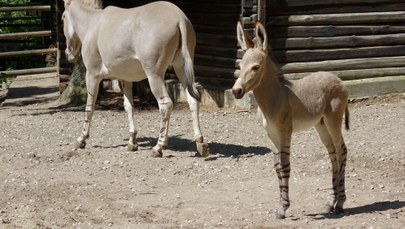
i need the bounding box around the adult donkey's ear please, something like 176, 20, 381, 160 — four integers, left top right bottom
255, 22, 268, 52
237, 21, 254, 51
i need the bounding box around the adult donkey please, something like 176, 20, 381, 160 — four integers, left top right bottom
232, 22, 349, 219
62, 0, 209, 157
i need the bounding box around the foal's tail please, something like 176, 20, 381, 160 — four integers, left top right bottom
344, 105, 350, 131
179, 20, 201, 102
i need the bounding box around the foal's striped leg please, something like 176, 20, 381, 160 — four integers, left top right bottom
274, 148, 291, 219
315, 123, 340, 213
334, 140, 347, 214
273, 132, 292, 219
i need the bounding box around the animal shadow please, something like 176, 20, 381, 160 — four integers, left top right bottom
307, 200, 405, 219
131, 135, 271, 157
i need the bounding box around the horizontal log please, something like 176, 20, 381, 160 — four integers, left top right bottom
0, 5, 51, 12
269, 11, 405, 26
188, 13, 239, 26
280, 56, 405, 73
196, 46, 238, 58
268, 3, 405, 15
195, 54, 237, 68
285, 67, 405, 81
178, 2, 240, 13
0, 67, 57, 77
269, 24, 405, 38
197, 34, 237, 48
344, 75, 405, 99
271, 33, 405, 50
195, 65, 237, 78
194, 25, 236, 36
0, 30, 52, 40
267, 0, 403, 7
273, 45, 405, 63
0, 48, 58, 58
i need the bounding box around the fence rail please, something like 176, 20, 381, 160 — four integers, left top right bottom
0, 4, 57, 77
0, 30, 52, 40
0, 5, 51, 12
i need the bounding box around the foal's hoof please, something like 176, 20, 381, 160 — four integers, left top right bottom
275, 206, 286, 219
275, 212, 286, 219
127, 143, 138, 151
325, 202, 344, 215
196, 142, 210, 157
75, 141, 86, 150
151, 147, 163, 158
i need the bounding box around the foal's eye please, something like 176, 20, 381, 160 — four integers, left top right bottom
252, 65, 260, 71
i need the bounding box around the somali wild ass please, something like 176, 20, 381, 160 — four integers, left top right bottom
232, 22, 349, 219
62, 0, 208, 157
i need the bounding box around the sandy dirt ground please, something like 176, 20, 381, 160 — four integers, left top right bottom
0, 94, 404, 228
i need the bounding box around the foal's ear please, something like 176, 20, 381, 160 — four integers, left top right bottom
255, 22, 268, 52
236, 21, 254, 51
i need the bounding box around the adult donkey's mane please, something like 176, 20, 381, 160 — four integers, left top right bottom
67, 0, 103, 9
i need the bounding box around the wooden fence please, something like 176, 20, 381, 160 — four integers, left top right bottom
0, 3, 57, 78
264, 0, 405, 97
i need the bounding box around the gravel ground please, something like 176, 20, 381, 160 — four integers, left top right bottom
0, 95, 404, 228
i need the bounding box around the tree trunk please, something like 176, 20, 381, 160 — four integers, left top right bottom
55, 57, 87, 106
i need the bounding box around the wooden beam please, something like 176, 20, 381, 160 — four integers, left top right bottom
267, 0, 403, 7
280, 56, 405, 73
0, 5, 51, 12
344, 75, 405, 99
271, 33, 405, 50
0, 31, 52, 40
285, 67, 405, 81
269, 25, 405, 38
273, 45, 405, 63
269, 11, 405, 26
0, 48, 58, 58
0, 67, 57, 77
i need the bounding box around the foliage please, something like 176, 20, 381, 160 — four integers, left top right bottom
0, 0, 37, 34
0, 0, 51, 71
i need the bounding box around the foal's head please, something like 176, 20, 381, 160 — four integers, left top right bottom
232, 22, 268, 99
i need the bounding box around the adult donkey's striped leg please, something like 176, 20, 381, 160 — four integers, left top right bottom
172, 61, 209, 157
147, 74, 173, 157
121, 80, 138, 151
75, 74, 101, 150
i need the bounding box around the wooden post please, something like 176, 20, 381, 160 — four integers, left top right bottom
258, 0, 266, 26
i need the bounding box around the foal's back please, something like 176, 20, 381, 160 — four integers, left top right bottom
285, 71, 348, 131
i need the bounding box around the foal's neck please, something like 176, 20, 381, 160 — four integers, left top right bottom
253, 56, 286, 102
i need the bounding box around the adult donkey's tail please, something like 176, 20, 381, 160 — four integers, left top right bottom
179, 19, 201, 102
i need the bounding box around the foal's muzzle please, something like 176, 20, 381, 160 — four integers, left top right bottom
232, 87, 245, 99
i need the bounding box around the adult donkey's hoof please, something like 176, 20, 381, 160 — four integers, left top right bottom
196, 142, 209, 157
127, 143, 138, 151
151, 146, 163, 158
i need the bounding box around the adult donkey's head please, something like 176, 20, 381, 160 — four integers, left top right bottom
61, 0, 102, 63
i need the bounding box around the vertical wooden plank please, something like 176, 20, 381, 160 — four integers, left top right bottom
258, 0, 266, 25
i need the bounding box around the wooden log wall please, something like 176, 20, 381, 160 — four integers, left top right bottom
266, 0, 405, 81
67, 0, 242, 90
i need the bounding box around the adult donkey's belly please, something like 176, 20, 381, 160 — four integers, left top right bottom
106, 58, 147, 82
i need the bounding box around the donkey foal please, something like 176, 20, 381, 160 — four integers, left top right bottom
232, 22, 350, 219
